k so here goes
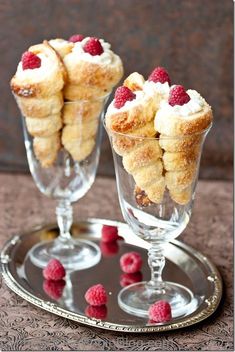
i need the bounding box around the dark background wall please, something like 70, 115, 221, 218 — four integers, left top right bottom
0, 0, 233, 179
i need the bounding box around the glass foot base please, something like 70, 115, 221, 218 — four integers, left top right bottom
118, 281, 199, 319
28, 239, 101, 271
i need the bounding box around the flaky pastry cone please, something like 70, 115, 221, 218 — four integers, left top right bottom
49, 36, 123, 162
106, 73, 166, 203
61, 100, 101, 162
155, 87, 213, 204
61, 37, 123, 101
10, 41, 66, 167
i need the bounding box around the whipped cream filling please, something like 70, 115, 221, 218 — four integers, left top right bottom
144, 80, 170, 96
72, 37, 115, 65
16, 53, 56, 81
106, 90, 145, 114
156, 89, 205, 118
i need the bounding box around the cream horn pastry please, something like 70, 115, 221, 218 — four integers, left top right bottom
143, 66, 171, 111
106, 74, 166, 204
58, 35, 124, 100
155, 85, 213, 204
49, 35, 124, 162
10, 41, 66, 167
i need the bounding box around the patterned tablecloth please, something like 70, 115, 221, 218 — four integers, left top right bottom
0, 174, 233, 351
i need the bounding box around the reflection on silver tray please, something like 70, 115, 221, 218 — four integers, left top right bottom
0, 218, 222, 333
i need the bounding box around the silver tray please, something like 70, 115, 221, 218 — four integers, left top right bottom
0, 218, 222, 333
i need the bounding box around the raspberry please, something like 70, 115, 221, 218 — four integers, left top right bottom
83, 37, 104, 56
114, 86, 136, 109
85, 284, 107, 306
85, 305, 107, 320
168, 85, 190, 106
101, 225, 119, 242
43, 279, 65, 300
43, 259, 65, 281
68, 34, 84, 43
21, 51, 41, 70
120, 251, 142, 274
120, 271, 143, 287
100, 241, 119, 257
148, 66, 171, 85
148, 300, 172, 323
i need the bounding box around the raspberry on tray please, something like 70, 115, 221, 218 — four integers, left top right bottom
85, 284, 107, 306
43, 258, 66, 281
101, 224, 119, 243
148, 300, 172, 323
120, 251, 143, 274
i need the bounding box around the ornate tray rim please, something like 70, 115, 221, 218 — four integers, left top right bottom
0, 218, 223, 333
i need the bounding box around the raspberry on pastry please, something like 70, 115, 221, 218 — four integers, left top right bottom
105, 73, 166, 204
148, 66, 171, 85
168, 85, 190, 106
68, 34, 84, 43
114, 86, 136, 109
155, 87, 213, 204
83, 37, 104, 56
10, 40, 66, 168
21, 51, 41, 70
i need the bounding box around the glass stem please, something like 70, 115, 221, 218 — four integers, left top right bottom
147, 244, 166, 293
56, 200, 73, 244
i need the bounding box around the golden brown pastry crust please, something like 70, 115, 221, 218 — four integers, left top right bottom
123, 140, 162, 173
168, 185, 192, 205
63, 84, 111, 101
155, 92, 213, 204
62, 99, 103, 125
162, 146, 200, 171
49, 38, 73, 58
111, 122, 156, 156
10, 41, 67, 98
155, 103, 212, 136
61, 111, 98, 159
105, 72, 167, 204
15, 92, 63, 118
61, 129, 96, 163
25, 113, 62, 137
123, 72, 145, 91
165, 164, 197, 189
63, 54, 123, 98
33, 132, 61, 168
106, 96, 156, 134
134, 186, 153, 207
146, 176, 166, 203
159, 133, 202, 152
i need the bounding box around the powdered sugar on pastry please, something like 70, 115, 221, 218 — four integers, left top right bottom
49, 38, 73, 58
72, 37, 115, 65
156, 89, 205, 119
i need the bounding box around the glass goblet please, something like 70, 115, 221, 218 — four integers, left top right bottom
105, 125, 211, 318
21, 95, 109, 270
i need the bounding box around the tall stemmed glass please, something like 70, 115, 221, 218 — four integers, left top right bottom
21, 95, 109, 270
105, 126, 211, 318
